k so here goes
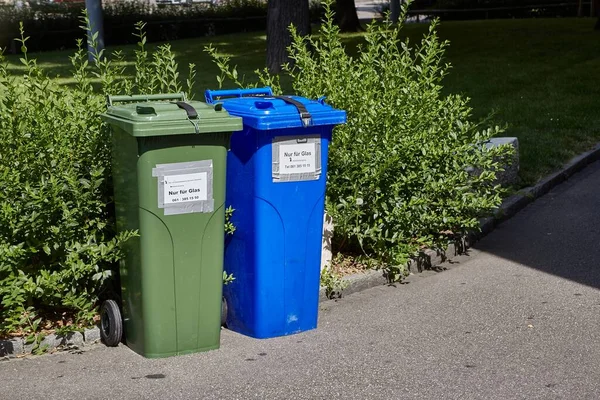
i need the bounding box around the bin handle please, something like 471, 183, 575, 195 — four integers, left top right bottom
204, 87, 273, 104
274, 96, 312, 127
173, 101, 199, 120
106, 93, 187, 107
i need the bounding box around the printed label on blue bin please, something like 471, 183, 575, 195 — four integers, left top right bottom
163, 172, 208, 204
278, 142, 317, 174
272, 135, 322, 183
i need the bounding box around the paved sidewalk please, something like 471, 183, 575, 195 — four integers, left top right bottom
2, 162, 600, 399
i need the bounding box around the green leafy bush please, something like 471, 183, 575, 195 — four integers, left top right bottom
208, 1, 512, 280
289, 3, 513, 279
288, 4, 512, 279
0, 33, 123, 335
0, 20, 195, 336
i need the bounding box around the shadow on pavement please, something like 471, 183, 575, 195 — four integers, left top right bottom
473, 160, 600, 290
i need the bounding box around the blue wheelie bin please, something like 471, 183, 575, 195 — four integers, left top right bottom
205, 87, 346, 338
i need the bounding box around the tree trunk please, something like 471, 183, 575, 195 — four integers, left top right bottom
266, 0, 311, 74
336, 0, 362, 32
390, 0, 401, 23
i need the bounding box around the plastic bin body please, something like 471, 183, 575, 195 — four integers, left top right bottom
102, 95, 242, 358
206, 88, 346, 339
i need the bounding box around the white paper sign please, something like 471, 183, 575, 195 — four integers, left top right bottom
163, 172, 208, 205
278, 142, 317, 174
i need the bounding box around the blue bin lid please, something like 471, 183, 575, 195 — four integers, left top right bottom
205, 88, 346, 131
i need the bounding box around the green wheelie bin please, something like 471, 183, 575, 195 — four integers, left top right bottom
100, 93, 242, 358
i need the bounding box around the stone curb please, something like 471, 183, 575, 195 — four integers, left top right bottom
0, 327, 101, 360
318, 243, 459, 301
319, 142, 600, 301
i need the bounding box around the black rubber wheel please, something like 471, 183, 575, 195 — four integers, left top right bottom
221, 297, 228, 327
100, 300, 123, 347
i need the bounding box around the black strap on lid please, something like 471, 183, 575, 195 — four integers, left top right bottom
274, 96, 312, 127
174, 101, 198, 119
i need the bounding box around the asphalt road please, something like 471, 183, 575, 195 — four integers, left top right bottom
2, 162, 600, 400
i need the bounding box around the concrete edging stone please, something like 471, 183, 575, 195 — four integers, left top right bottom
1, 327, 101, 360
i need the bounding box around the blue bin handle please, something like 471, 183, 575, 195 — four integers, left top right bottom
205, 87, 273, 104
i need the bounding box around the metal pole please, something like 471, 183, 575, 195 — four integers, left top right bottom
85, 0, 105, 61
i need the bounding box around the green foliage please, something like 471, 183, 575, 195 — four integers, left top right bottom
0, 17, 193, 337
130, 21, 196, 100
5, 305, 48, 354
224, 206, 236, 236
222, 271, 236, 286
204, 44, 282, 94
0, 24, 129, 334
285, 2, 512, 279
222, 207, 236, 284
320, 267, 348, 299
208, 0, 513, 281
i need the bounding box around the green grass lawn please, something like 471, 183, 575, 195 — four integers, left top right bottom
5, 17, 600, 185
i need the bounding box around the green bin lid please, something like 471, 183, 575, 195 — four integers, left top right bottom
101, 100, 243, 137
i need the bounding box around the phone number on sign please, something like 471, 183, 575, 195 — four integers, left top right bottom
285, 164, 311, 169
171, 195, 202, 202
